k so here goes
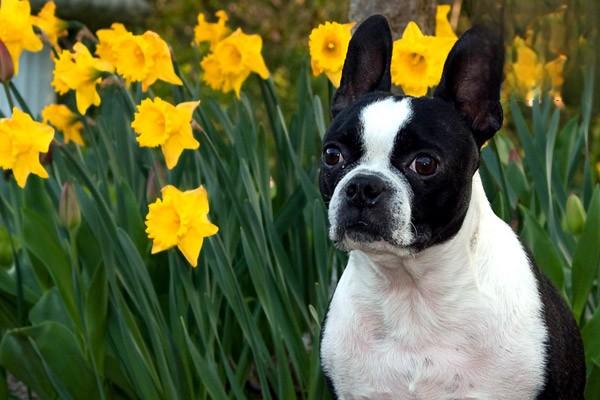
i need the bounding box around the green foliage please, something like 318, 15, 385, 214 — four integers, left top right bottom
0, 61, 345, 398
0, 54, 599, 400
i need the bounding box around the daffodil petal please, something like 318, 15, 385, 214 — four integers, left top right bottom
178, 236, 203, 267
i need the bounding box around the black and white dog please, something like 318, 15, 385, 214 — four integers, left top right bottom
319, 15, 585, 399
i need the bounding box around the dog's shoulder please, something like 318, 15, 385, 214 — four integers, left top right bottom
527, 257, 586, 399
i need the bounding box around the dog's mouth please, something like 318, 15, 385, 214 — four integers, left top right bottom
334, 215, 391, 245
330, 208, 418, 256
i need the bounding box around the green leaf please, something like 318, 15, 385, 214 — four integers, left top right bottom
180, 322, 230, 400
582, 305, 600, 367
29, 288, 74, 330
0, 295, 20, 330
0, 322, 99, 399
572, 186, 600, 320
585, 363, 600, 400
520, 207, 565, 291
115, 180, 145, 254
85, 262, 108, 373
21, 208, 78, 325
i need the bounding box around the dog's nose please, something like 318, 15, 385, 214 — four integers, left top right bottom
345, 174, 386, 208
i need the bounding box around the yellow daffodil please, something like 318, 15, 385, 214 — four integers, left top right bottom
505, 36, 567, 105
95, 23, 129, 65
0, 0, 43, 75
0, 108, 54, 188
42, 104, 84, 145
309, 21, 353, 87
391, 22, 456, 96
194, 10, 229, 48
32, 1, 68, 50
145, 185, 218, 267
435, 5, 457, 39
137, 31, 183, 90
544, 54, 567, 98
52, 42, 114, 114
511, 37, 543, 104
424, 35, 456, 86
131, 97, 200, 169
201, 28, 269, 97
113, 33, 148, 83
96, 25, 182, 91
391, 22, 429, 96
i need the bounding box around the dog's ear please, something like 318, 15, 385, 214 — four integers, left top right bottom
331, 15, 392, 117
434, 25, 504, 147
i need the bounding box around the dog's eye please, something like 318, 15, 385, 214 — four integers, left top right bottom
323, 146, 344, 166
410, 155, 438, 176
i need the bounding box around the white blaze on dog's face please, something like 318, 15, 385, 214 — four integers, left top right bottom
319, 16, 504, 256
324, 98, 416, 255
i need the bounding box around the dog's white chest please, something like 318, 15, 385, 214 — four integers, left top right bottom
321, 218, 548, 400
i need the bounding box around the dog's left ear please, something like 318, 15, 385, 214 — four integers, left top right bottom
331, 15, 393, 116
434, 25, 504, 147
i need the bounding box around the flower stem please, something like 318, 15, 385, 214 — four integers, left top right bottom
2, 81, 15, 111
8, 81, 32, 115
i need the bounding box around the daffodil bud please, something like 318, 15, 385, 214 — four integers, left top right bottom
59, 182, 81, 231
562, 194, 586, 235
0, 40, 14, 82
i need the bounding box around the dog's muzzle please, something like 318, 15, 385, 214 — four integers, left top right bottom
334, 173, 393, 242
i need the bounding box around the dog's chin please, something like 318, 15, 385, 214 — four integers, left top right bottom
331, 226, 413, 258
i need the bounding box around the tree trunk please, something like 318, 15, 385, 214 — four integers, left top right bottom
349, 0, 437, 39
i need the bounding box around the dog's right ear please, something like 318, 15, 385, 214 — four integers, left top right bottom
331, 15, 393, 117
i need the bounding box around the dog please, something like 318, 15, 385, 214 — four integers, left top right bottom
318, 15, 585, 400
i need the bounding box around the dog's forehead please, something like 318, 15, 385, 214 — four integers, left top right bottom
359, 97, 412, 163
325, 94, 413, 157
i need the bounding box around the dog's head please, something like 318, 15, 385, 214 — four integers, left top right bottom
319, 15, 504, 256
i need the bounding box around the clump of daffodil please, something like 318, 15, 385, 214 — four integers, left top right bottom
95, 24, 182, 91
201, 28, 269, 97
194, 10, 230, 49
131, 98, 200, 169
32, 1, 68, 50
506, 36, 567, 105
145, 185, 218, 267
42, 104, 84, 146
52, 42, 114, 114
0, 0, 43, 75
308, 21, 353, 87
0, 108, 54, 188
391, 8, 457, 97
